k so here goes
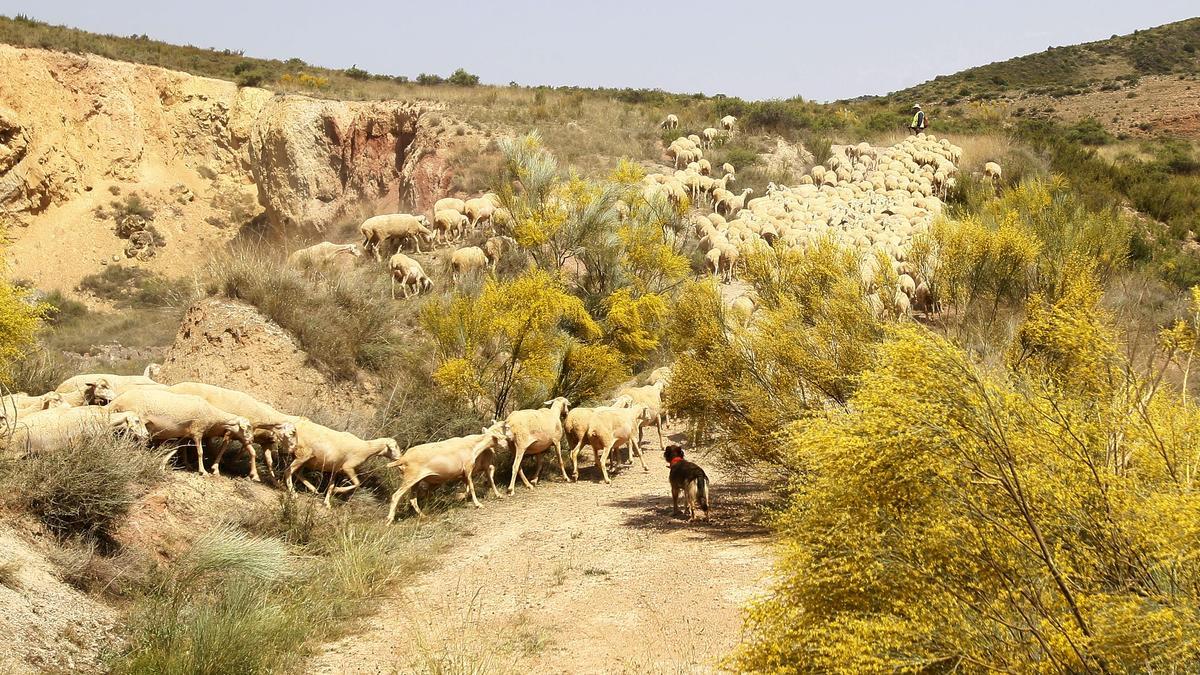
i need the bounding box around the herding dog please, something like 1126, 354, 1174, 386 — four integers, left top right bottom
664, 445, 710, 521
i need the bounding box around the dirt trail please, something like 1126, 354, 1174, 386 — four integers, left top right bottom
310, 426, 773, 674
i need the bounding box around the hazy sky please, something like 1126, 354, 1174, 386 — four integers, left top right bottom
5, 2, 1197, 101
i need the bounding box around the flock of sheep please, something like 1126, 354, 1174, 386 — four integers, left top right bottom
646, 116, 973, 314
0, 365, 672, 520
287, 193, 515, 298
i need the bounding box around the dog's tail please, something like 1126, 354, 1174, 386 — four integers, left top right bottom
696, 470, 710, 517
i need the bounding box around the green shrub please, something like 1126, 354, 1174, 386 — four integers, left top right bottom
1, 427, 162, 540
447, 68, 480, 86
344, 65, 370, 80
77, 266, 189, 309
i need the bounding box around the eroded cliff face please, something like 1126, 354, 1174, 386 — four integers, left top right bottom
0, 45, 457, 290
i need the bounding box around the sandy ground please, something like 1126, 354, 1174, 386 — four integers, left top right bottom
309, 425, 774, 674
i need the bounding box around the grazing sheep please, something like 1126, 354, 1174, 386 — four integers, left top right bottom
107, 389, 254, 479
702, 127, 720, 148
720, 115, 737, 132
433, 209, 470, 243
359, 213, 434, 259
483, 235, 517, 268
716, 188, 753, 217
165, 382, 300, 479
284, 419, 400, 508
449, 246, 489, 283
504, 397, 571, 495
697, 159, 712, 176
570, 405, 654, 484
661, 114, 679, 130
707, 243, 739, 282
984, 161, 1002, 182
384, 420, 512, 520
287, 242, 362, 270
389, 253, 433, 299
1, 406, 149, 455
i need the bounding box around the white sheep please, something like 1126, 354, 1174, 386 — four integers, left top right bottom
984, 161, 1003, 182
287, 242, 362, 270
1, 406, 149, 455
389, 253, 433, 299
107, 388, 255, 479
433, 209, 470, 243
434, 197, 466, 215
449, 246, 489, 283
464, 194, 500, 228
359, 213, 434, 259
661, 114, 679, 130
483, 235, 516, 268
165, 381, 300, 479
284, 419, 400, 508
570, 405, 654, 484
384, 420, 512, 520
505, 397, 571, 494
720, 115, 737, 132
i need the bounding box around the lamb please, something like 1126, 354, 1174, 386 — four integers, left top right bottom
984, 161, 1002, 182
359, 213, 433, 259
284, 419, 399, 508
504, 397, 571, 494
383, 420, 512, 520
165, 381, 300, 479
389, 253, 433, 299
449, 246, 489, 283
2, 406, 149, 455
661, 114, 679, 130
433, 209, 470, 243
702, 127, 720, 148
720, 115, 737, 132
107, 389, 255, 480
570, 404, 654, 484
722, 162, 735, 179
287, 242, 362, 270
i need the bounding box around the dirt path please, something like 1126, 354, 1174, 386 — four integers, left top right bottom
310, 427, 774, 674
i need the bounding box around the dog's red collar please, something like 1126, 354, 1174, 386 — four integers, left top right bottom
669, 456, 685, 465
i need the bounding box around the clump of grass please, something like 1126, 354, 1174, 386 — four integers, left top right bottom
112, 509, 447, 674
204, 246, 401, 378
0, 560, 21, 588
0, 426, 162, 540
77, 266, 190, 309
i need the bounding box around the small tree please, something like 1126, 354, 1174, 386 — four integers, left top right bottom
447, 68, 480, 87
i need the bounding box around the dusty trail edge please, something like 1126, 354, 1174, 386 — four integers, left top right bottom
309, 425, 774, 674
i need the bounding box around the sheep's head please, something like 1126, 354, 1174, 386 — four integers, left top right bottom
543, 397, 571, 417
274, 422, 298, 452
144, 363, 163, 380
482, 420, 512, 445
611, 394, 634, 408
347, 244, 363, 257
85, 379, 116, 406
420, 277, 434, 293
113, 412, 150, 443
378, 438, 401, 460
233, 417, 253, 442
43, 392, 69, 410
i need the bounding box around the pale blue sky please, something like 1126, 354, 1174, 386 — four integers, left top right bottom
4, 2, 1197, 101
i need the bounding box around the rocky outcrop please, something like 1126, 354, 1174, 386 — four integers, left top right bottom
248, 97, 443, 231
0, 45, 462, 288
158, 298, 380, 424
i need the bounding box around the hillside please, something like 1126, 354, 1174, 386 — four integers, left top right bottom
889, 17, 1200, 104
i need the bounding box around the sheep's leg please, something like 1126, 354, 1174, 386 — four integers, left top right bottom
672, 484, 682, 516
300, 475, 320, 493
598, 442, 615, 484
486, 463, 500, 497
531, 453, 543, 486
193, 432, 210, 476
632, 437, 649, 473
507, 445, 528, 495
409, 495, 425, 518
332, 466, 361, 501
464, 470, 482, 508
263, 445, 277, 481
245, 439, 261, 483
324, 472, 338, 509
161, 443, 181, 471
553, 440, 569, 481
211, 433, 231, 476
386, 483, 414, 523
569, 438, 584, 482
390, 276, 397, 300
655, 417, 666, 450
